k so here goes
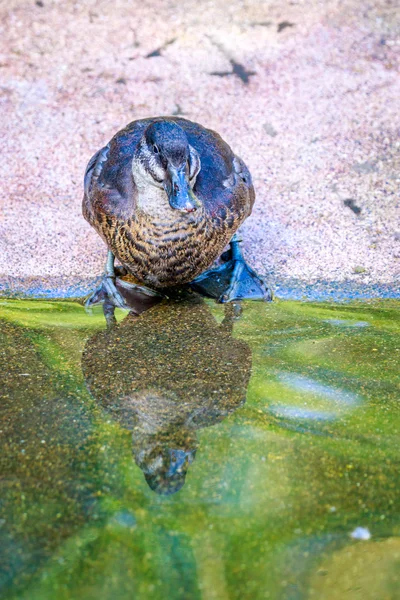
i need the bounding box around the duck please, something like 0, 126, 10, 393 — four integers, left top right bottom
83, 116, 271, 307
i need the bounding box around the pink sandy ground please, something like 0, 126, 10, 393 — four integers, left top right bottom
0, 0, 399, 296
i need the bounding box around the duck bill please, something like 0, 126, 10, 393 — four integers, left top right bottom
166, 448, 195, 477
165, 165, 200, 213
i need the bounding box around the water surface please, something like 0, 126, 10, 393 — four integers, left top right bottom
1, 297, 399, 599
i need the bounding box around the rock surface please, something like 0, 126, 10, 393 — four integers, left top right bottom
0, 0, 399, 298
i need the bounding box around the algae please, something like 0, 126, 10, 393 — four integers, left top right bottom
0, 297, 399, 599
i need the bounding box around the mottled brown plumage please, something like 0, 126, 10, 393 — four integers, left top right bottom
83, 117, 254, 289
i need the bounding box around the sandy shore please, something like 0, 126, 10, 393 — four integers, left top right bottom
0, 0, 399, 298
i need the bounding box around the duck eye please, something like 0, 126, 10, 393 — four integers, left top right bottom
153, 144, 160, 154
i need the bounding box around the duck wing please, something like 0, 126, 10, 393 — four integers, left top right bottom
83, 120, 149, 222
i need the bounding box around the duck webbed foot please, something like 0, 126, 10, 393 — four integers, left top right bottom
191, 234, 272, 303
85, 250, 164, 318
86, 250, 130, 310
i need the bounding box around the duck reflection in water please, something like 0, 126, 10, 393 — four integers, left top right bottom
82, 292, 251, 495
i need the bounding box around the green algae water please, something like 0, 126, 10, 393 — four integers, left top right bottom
0, 296, 399, 600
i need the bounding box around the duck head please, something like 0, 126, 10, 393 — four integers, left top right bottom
134, 120, 201, 213
134, 431, 198, 496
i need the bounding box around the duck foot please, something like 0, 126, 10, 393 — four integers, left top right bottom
85, 274, 130, 311
85, 250, 164, 317
191, 235, 272, 303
